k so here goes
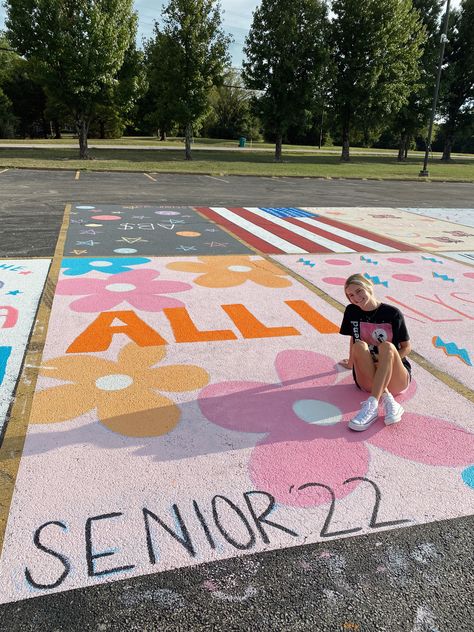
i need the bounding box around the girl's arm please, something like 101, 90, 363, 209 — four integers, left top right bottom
339, 337, 354, 369
398, 340, 412, 359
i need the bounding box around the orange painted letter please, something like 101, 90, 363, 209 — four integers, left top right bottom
163, 307, 238, 342
222, 304, 300, 339
285, 300, 339, 333
67, 310, 167, 353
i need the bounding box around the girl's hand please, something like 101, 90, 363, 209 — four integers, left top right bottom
338, 358, 352, 370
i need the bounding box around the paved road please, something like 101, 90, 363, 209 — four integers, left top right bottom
0, 171, 472, 632
1, 169, 474, 257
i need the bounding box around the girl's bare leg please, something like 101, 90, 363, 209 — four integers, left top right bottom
351, 341, 376, 391
371, 341, 409, 399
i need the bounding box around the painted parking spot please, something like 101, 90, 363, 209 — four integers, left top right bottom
303, 208, 474, 251
0, 255, 472, 603
401, 208, 474, 228
64, 205, 253, 257
0, 259, 50, 435
272, 253, 474, 389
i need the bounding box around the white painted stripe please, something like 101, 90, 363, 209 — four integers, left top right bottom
209, 207, 307, 253
298, 217, 399, 252
0, 168, 9, 174
205, 175, 229, 183
244, 207, 356, 253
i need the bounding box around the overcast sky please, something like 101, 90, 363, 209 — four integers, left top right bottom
0, 0, 460, 68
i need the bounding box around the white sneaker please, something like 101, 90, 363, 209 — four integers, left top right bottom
382, 393, 404, 425
348, 397, 379, 431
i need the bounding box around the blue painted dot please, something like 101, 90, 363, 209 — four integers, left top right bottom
461, 466, 474, 489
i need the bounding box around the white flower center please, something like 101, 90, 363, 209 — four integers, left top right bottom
228, 265, 253, 273
95, 374, 133, 391
90, 260, 113, 267
292, 399, 342, 426
106, 283, 136, 292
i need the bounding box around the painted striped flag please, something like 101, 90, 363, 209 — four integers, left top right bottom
196, 207, 414, 255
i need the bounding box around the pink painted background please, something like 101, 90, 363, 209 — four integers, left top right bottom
0, 255, 472, 603
272, 253, 474, 388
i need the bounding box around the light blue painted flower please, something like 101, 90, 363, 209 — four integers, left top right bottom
462, 466, 474, 489
61, 257, 151, 276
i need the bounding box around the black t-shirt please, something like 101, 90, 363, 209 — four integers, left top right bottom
340, 302, 411, 372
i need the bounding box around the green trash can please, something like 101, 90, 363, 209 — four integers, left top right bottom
239, 136, 246, 147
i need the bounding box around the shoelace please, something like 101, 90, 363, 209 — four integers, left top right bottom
383, 397, 397, 415
359, 399, 377, 415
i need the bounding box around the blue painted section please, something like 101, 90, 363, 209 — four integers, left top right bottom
461, 466, 474, 489
61, 257, 151, 276
259, 208, 317, 218
433, 337, 472, 366
0, 346, 12, 386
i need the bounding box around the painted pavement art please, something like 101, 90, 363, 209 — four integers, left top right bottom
64, 205, 253, 257
196, 207, 410, 253
303, 207, 474, 251
0, 254, 473, 603
272, 253, 474, 389
401, 208, 474, 229
0, 259, 50, 435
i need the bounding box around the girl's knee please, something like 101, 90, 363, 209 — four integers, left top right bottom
378, 341, 396, 356
352, 340, 369, 355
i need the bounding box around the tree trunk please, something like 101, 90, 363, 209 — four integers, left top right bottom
53, 119, 61, 139
160, 129, 167, 141
185, 122, 193, 160
398, 133, 408, 162
76, 118, 90, 159
341, 122, 350, 162
274, 132, 282, 162
99, 120, 105, 139
441, 133, 453, 161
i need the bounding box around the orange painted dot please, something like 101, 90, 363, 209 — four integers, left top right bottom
176, 231, 201, 237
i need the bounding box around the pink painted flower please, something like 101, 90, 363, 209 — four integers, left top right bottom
199, 350, 474, 508
55, 269, 192, 312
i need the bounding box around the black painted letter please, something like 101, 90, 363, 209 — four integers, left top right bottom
85, 512, 135, 577
143, 505, 195, 564
211, 495, 256, 550
244, 491, 299, 543
24, 521, 70, 590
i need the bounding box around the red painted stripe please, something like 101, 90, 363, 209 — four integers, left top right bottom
228, 207, 333, 253
195, 207, 284, 253
312, 215, 417, 251
285, 217, 373, 252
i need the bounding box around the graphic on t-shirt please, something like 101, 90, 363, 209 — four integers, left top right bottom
360, 322, 393, 346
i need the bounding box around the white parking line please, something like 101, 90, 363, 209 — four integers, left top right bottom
0, 169, 9, 175
144, 173, 157, 181
205, 175, 229, 183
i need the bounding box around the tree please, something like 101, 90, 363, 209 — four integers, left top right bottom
330, 0, 426, 161
439, 0, 474, 161
202, 68, 261, 140
393, 0, 443, 161
90, 42, 147, 139
243, 0, 329, 161
0, 33, 18, 137
143, 29, 179, 141
5, 0, 138, 158
158, 0, 231, 159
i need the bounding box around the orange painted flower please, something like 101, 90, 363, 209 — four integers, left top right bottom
166, 255, 292, 288
30, 344, 209, 437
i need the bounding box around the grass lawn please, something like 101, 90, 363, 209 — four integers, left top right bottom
0, 146, 473, 181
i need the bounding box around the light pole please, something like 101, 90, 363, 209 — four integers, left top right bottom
419, 0, 451, 177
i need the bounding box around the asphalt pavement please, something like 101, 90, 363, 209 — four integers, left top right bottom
0, 169, 472, 632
